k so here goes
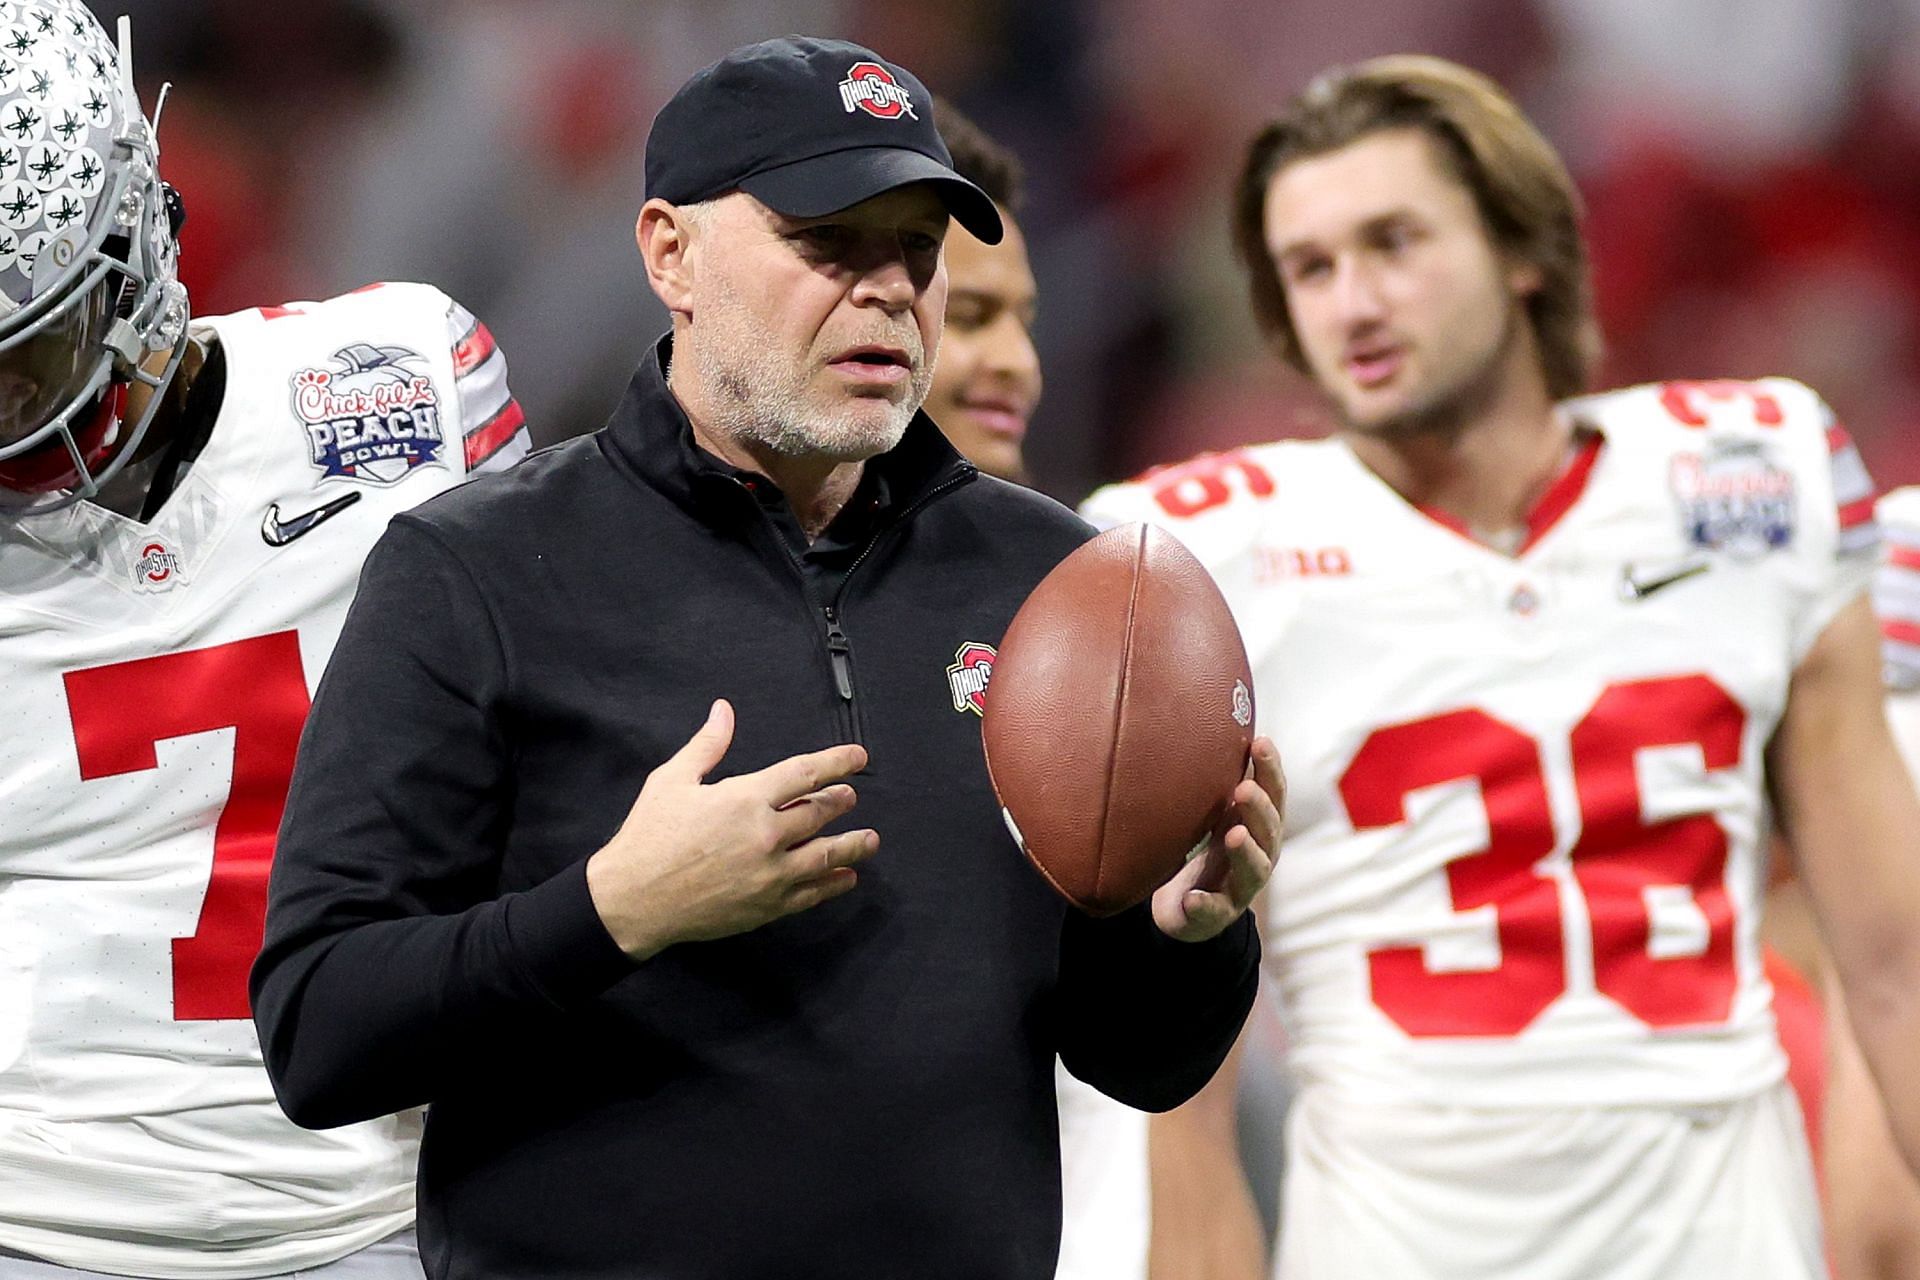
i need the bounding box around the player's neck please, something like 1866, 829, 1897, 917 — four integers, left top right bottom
91, 332, 218, 521
1346, 363, 1571, 548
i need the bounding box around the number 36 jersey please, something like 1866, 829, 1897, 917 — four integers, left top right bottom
0, 283, 527, 1277
1082, 379, 1876, 1110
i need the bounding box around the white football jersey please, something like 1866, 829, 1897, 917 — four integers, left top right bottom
0, 282, 528, 1277
1876, 485, 1920, 694
1083, 378, 1876, 1111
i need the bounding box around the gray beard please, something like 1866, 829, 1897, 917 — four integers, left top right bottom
700, 346, 927, 463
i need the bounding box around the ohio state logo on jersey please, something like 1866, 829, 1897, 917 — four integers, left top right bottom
840, 62, 917, 119
130, 536, 183, 592
947, 641, 995, 715
290, 343, 446, 485
1671, 439, 1795, 558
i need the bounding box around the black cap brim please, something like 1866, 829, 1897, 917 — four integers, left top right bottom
739, 146, 1004, 244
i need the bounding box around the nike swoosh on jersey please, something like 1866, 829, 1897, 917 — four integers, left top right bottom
261, 492, 362, 547
1619, 558, 1712, 601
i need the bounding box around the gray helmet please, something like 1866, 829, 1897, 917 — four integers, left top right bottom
0, 1, 187, 513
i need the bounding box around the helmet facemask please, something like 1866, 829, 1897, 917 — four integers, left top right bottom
0, 4, 187, 516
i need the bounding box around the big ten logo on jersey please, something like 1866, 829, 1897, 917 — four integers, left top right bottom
290, 343, 446, 485
1255, 545, 1351, 585
1659, 381, 1796, 558
1140, 449, 1276, 519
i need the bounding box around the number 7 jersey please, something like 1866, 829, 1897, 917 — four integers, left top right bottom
1082, 379, 1876, 1109
0, 283, 528, 1276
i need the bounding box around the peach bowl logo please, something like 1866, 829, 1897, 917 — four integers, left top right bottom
840, 61, 917, 120
290, 343, 446, 485
1671, 440, 1794, 559
946, 641, 995, 715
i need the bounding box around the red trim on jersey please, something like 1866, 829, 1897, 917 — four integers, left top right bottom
1519, 432, 1604, 553
1889, 544, 1920, 573
1838, 495, 1877, 530
453, 320, 498, 379
1826, 422, 1855, 454
464, 398, 526, 470
350, 281, 389, 295
1414, 501, 1470, 538
1417, 433, 1604, 554
1883, 619, 1920, 648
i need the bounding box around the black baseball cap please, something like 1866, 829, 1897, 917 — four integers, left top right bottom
645, 36, 1004, 245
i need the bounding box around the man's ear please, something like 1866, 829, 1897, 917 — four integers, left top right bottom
637, 199, 697, 318
1507, 256, 1544, 300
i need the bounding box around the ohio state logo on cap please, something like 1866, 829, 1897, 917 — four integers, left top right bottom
839, 61, 917, 120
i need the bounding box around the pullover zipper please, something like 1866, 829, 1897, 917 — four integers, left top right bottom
823, 606, 855, 701
732, 466, 976, 747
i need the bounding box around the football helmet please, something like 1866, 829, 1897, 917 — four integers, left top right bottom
0, 0, 187, 513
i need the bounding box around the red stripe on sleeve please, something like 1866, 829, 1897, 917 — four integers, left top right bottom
1890, 545, 1920, 572
1827, 422, 1855, 454
453, 321, 498, 379
1839, 495, 1878, 530
464, 399, 526, 471
1883, 618, 1920, 648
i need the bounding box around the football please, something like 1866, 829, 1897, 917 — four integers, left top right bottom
982, 522, 1256, 916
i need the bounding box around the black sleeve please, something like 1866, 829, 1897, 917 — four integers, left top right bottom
250, 517, 634, 1130
1053, 904, 1260, 1113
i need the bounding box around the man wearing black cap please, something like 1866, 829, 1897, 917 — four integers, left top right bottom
252, 36, 1278, 1280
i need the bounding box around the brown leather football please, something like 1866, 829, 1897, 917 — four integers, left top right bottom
982, 522, 1255, 916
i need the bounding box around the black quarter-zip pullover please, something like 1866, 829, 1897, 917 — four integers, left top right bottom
252, 336, 1260, 1280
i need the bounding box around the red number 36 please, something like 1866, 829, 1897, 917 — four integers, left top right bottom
1341, 675, 1744, 1037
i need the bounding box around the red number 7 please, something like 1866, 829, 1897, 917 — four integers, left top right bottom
64, 632, 311, 1021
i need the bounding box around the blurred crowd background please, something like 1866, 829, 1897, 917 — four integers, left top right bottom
112, 0, 1920, 503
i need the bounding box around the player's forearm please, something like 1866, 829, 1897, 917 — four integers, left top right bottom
1776, 599, 1920, 1173
1146, 1031, 1266, 1280
1825, 975, 1920, 1280
1056, 907, 1260, 1112
1791, 766, 1920, 1174
1830, 950, 1920, 1179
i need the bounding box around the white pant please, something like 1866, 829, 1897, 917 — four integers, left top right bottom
1056, 1060, 1150, 1280
1276, 1082, 1823, 1280
0, 1232, 420, 1279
